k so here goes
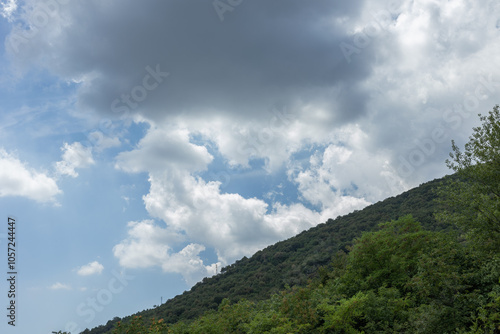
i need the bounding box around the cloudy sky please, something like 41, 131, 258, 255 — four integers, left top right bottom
0, 0, 499, 332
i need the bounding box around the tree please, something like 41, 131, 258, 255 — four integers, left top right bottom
438, 105, 500, 251
338, 215, 434, 294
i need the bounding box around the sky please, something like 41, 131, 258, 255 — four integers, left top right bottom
0, 0, 499, 333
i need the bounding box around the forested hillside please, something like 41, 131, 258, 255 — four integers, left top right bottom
84, 174, 448, 334
81, 107, 499, 334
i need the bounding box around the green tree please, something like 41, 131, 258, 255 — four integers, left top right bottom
319, 215, 481, 333
438, 105, 500, 251
436, 105, 500, 332
338, 215, 434, 294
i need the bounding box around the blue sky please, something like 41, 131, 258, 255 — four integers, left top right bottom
0, 0, 499, 333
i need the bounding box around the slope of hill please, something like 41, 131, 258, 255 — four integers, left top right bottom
84, 175, 450, 334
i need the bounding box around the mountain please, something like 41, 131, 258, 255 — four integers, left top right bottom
84, 175, 450, 334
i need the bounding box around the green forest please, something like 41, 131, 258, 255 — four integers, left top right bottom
75, 106, 499, 333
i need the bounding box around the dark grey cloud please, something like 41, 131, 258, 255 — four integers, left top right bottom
6, 0, 499, 191
9, 0, 371, 125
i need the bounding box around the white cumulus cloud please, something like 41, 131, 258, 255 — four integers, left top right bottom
76, 261, 104, 276
55, 142, 95, 177
0, 148, 61, 203
113, 219, 214, 285
113, 124, 329, 278
115, 125, 213, 174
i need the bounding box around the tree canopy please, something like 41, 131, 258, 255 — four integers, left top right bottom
438, 105, 500, 252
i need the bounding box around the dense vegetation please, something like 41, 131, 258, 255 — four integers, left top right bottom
83, 176, 445, 334
79, 106, 499, 333
111, 215, 500, 333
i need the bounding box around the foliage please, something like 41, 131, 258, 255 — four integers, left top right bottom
111, 215, 499, 333
338, 215, 434, 294
86, 174, 446, 333
437, 105, 500, 252
106, 214, 500, 333
112, 316, 168, 334
92, 203, 495, 333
